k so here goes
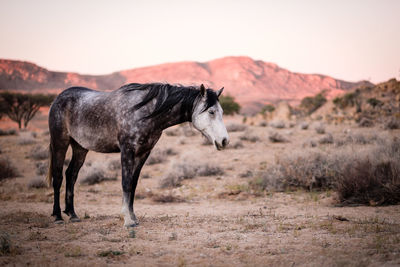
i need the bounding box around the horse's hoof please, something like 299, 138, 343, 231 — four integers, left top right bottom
70, 216, 81, 223
124, 222, 139, 228
54, 219, 64, 224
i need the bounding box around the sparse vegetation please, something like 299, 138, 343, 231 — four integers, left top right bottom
80, 170, 117, 185
314, 123, 326, 134
269, 120, 285, 129
333, 92, 360, 109
299, 122, 309, 130
219, 95, 241, 115
152, 192, 185, 203
226, 123, 247, 132
239, 131, 261, 142
0, 129, 17, 136
250, 137, 400, 205
269, 132, 287, 143
27, 177, 47, 189
30, 145, 48, 160
0, 157, 19, 180
260, 104, 275, 115
301, 92, 327, 114
160, 163, 224, 188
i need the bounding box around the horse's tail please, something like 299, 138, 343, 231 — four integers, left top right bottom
46, 143, 53, 187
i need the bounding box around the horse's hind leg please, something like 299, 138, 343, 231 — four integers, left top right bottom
64, 138, 88, 222
51, 138, 69, 223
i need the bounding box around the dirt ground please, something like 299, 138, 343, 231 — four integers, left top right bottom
0, 113, 399, 266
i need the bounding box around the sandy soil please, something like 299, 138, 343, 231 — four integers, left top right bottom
0, 113, 399, 266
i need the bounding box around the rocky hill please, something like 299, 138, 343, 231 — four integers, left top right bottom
0, 57, 371, 114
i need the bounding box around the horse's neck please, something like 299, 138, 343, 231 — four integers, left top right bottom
157, 101, 192, 130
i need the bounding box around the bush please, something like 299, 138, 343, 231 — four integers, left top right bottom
384, 118, 400, 130
146, 151, 167, 165
358, 118, 374, 127
35, 161, 48, 175
0, 157, 19, 180
30, 146, 48, 160
239, 132, 261, 143
314, 123, 325, 134
18, 137, 36, 145
269, 132, 287, 143
367, 98, 383, 108
152, 193, 184, 203
219, 95, 241, 115
0, 129, 17, 136
160, 163, 224, 188
260, 104, 275, 115
108, 159, 121, 171
299, 122, 309, 130
80, 170, 117, 185
333, 92, 359, 109
250, 137, 400, 205
28, 177, 47, 189
301, 92, 327, 114
318, 133, 334, 144
269, 120, 285, 129
226, 123, 247, 132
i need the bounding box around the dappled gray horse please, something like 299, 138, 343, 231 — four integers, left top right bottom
47, 83, 229, 227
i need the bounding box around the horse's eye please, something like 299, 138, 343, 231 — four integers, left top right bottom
208, 110, 215, 115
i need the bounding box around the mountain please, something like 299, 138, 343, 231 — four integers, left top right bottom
0, 57, 372, 114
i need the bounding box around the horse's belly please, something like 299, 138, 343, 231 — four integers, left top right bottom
70, 130, 120, 153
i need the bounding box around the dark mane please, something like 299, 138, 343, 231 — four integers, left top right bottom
120, 83, 219, 121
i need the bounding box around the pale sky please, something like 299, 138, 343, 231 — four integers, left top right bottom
0, 0, 399, 83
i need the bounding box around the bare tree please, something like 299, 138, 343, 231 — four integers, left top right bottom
0, 92, 55, 129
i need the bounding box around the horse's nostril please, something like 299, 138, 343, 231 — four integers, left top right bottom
222, 138, 228, 147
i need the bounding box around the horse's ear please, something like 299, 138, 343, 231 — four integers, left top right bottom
200, 84, 206, 97
217, 87, 224, 98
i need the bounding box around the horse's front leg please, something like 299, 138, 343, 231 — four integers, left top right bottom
127, 152, 151, 224
120, 145, 137, 227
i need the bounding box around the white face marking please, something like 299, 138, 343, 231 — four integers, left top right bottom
192, 100, 229, 150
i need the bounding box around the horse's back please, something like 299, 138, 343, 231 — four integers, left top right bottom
49, 87, 120, 152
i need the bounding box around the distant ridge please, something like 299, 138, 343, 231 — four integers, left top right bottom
0, 57, 372, 114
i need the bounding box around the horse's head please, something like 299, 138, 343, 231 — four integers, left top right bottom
192, 84, 229, 150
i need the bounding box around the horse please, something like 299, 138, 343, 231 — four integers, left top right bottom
46, 83, 229, 227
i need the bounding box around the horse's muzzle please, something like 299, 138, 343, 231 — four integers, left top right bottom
214, 138, 229, 150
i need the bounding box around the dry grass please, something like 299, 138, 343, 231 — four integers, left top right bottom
239, 131, 261, 143
314, 123, 326, 134
0, 157, 19, 180
226, 123, 247, 132
251, 136, 400, 206
80, 170, 117, 185
27, 177, 47, 189
160, 163, 224, 188
269, 132, 287, 143
152, 192, 185, 203
269, 120, 285, 129
30, 146, 48, 160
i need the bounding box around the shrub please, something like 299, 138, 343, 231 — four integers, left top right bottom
30, 146, 48, 160
239, 132, 261, 143
250, 137, 400, 206
0, 232, 12, 255
299, 122, 309, 130
18, 137, 36, 145
146, 151, 167, 165
0, 129, 17, 136
269, 132, 287, 143
80, 170, 117, 185
314, 123, 325, 134
0, 157, 19, 180
108, 159, 121, 171
152, 193, 184, 203
384, 118, 400, 130
269, 120, 285, 129
259, 121, 268, 127
367, 98, 383, 108
358, 118, 374, 127
333, 92, 359, 109
318, 133, 334, 144
260, 104, 275, 115
226, 123, 247, 132
219, 95, 241, 115
28, 177, 47, 189
160, 163, 224, 188
301, 92, 327, 114
231, 141, 244, 149
35, 161, 48, 175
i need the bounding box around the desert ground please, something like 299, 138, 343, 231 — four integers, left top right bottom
0, 111, 399, 267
